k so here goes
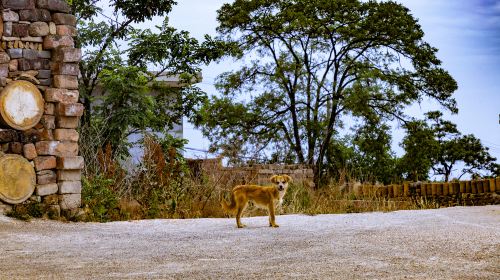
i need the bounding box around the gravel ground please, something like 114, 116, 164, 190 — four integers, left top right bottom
0, 205, 499, 279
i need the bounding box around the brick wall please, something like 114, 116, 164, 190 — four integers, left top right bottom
0, 0, 82, 217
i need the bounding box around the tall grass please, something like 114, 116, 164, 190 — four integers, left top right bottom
79, 125, 438, 222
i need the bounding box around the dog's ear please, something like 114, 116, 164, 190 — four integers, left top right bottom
284, 175, 293, 183
270, 175, 278, 184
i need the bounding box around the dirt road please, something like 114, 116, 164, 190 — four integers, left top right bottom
1, 206, 499, 279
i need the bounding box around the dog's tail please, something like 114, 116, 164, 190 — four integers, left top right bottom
220, 191, 237, 213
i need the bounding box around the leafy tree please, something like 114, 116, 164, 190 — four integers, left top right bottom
399, 111, 497, 181
351, 121, 397, 184
425, 111, 497, 181
398, 120, 437, 181
195, 0, 457, 181
71, 0, 234, 153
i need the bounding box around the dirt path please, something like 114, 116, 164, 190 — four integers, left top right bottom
1, 206, 499, 279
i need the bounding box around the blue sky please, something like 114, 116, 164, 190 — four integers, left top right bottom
165, 0, 500, 168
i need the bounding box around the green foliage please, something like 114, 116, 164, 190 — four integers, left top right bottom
82, 176, 119, 222
399, 111, 497, 181
196, 0, 458, 182
73, 0, 233, 153
6, 201, 44, 221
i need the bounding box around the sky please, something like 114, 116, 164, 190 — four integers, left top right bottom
116, 0, 500, 177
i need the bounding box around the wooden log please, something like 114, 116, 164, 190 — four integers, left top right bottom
403, 182, 410, 197
459, 181, 465, 193
465, 181, 471, 193
443, 182, 449, 196
0, 80, 44, 130
421, 183, 427, 196
0, 153, 36, 204
477, 180, 484, 193
489, 178, 496, 192
431, 183, 437, 196
471, 180, 477, 194
436, 183, 443, 196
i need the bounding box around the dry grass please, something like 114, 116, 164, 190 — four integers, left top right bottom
78, 126, 438, 222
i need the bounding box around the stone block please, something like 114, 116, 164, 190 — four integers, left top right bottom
45, 88, 79, 103
58, 181, 82, 194
51, 63, 79, 75
53, 74, 78, 89
34, 155, 56, 171
37, 0, 70, 13
18, 59, 33, 71
20, 36, 43, 42
41, 115, 55, 129
9, 59, 18, 71
49, 22, 56, 34
44, 102, 55, 115
0, 129, 18, 142
38, 128, 54, 140
0, 52, 10, 64
52, 13, 76, 26
53, 47, 81, 62
43, 35, 74, 49
37, 69, 51, 79
56, 116, 79, 128
0, 64, 8, 77
56, 102, 84, 117
54, 128, 79, 141
36, 183, 58, 196
3, 10, 20, 22
56, 25, 77, 36
23, 143, 37, 160
23, 49, 39, 59
12, 23, 29, 37
9, 142, 23, 153
57, 169, 81, 181
4, 21, 13, 36
57, 156, 84, 170
29, 21, 49, 36
3, 0, 35, 10
38, 50, 51, 59
59, 193, 81, 210
38, 78, 51, 86
7, 48, 23, 58
29, 58, 50, 70
19, 9, 51, 22
35, 140, 78, 156
37, 169, 56, 184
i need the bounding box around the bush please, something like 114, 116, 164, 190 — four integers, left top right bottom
82, 176, 120, 222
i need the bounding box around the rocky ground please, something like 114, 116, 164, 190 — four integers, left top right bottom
0, 205, 499, 279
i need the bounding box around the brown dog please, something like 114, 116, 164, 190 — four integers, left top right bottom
221, 175, 292, 228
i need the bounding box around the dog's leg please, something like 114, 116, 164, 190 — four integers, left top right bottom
268, 203, 279, 227
236, 200, 247, 228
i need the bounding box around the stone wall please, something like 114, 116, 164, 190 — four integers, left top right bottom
0, 0, 82, 217
187, 158, 314, 187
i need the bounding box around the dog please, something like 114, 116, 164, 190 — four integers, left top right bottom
221, 175, 292, 228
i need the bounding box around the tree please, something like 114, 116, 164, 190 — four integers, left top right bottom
195, 0, 457, 181
399, 111, 498, 181
425, 111, 497, 181
398, 120, 437, 181
71, 0, 234, 153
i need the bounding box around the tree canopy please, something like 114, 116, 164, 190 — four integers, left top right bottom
72, 0, 235, 154
195, 0, 458, 180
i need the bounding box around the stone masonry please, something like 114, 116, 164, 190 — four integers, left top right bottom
0, 0, 82, 217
